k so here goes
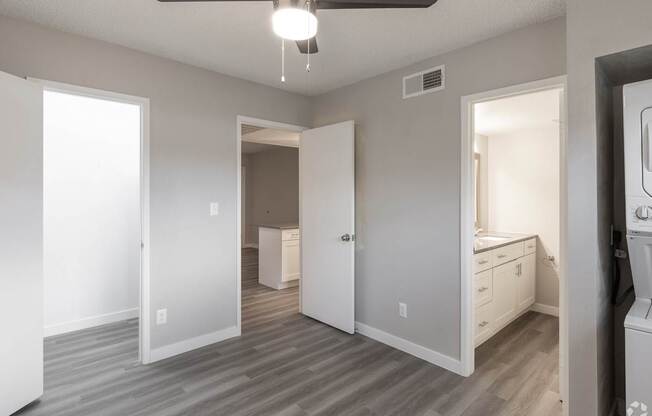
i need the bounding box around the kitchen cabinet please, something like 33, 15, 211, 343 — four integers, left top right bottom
281, 239, 300, 282
259, 226, 300, 290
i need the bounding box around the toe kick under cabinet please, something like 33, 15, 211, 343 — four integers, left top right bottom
474, 238, 536, 347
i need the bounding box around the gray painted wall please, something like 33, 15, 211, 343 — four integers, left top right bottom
243, 146, 300, 244
311, 17, 566, 359
0, 15, 311, 350
566, 1, 652, 415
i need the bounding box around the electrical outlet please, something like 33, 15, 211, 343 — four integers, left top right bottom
210, 202, 219, 216
399, 302, 407, 318
156, 308, 167, 325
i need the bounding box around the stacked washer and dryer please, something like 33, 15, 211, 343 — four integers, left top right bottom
624, 79, 652, 407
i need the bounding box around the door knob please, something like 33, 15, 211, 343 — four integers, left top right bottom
340, 233, 352, 242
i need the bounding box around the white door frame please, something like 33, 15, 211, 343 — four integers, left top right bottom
460, 75, 568, 413
236, 115, 308, 334
31, 79, 152, 364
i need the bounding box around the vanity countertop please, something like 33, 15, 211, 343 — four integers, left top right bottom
257, 223, 299, 230
474, 232, 537, 254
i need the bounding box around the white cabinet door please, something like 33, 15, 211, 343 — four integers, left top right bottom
517, 253, 536, 311
474, 301, 493, 347
282, 240, 301, 282
492, 260, 518, 329
0, 71, 43, 415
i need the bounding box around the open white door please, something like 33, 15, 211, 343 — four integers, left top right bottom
558, 88, 568, 409
300, 121, 355, 334
0, 71, 44, 414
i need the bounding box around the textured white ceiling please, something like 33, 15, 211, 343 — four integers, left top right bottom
0, 0, 565, 95
474, 88, 561, 137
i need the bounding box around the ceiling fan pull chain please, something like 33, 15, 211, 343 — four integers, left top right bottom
306, 50, 310, 72
306, 0, 311, 72
281, 38, 286, 83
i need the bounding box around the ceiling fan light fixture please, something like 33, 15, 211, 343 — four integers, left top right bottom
272, 7, 318, 41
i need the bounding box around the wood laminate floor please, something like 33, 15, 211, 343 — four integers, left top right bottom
16, 248, 561, 416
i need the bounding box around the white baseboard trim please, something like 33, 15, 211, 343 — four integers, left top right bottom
243, 243, 259, 249
44, 307, 139, 337
355, 321, 463, 375
531, 303, 559, 317
148, 326, 240, 363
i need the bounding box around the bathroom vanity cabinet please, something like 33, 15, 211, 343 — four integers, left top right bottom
473, 237, 536, 346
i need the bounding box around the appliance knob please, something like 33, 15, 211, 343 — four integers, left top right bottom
635, 205, 650, 220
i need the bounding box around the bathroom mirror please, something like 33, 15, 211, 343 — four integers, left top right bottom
474, 153, 480, 228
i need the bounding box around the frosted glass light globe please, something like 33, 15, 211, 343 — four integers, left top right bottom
272, 8, 318, 41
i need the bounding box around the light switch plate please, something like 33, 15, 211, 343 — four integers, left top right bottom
156, 308, 167, 325
210, 202, 219, 216
399, 303, 407, 318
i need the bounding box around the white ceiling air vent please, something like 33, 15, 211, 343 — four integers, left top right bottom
402, 65, 445, 99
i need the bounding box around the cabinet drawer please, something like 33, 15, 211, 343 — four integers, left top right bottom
474, 301, 493, 346
492, 242, 524, 266
473, 251, 493, 273
474, 269, 493, 306
523, 238, 536, 255
282, 229, 300, 241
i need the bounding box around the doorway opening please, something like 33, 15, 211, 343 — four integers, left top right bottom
460, 76, 568, 414
237, 117, 304, 334
39, 80, 151, 363
236, 117, 356, 336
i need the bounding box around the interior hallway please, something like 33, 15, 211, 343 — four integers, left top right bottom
16, 248, 560, 416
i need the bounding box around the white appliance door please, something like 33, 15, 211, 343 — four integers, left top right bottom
300, 121, 355, 334
627, 234, 652, 300
641, 108, 652, 196
626, 327, 652, 410
0, 71, 44, 415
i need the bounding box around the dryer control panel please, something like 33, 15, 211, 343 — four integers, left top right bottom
627, 197, 652, 233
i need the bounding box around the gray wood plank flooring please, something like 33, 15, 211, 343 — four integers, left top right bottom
15, 248, 561, 416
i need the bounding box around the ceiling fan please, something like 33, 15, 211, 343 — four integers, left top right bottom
159, 0, 438, 54
159, 0, 438, 81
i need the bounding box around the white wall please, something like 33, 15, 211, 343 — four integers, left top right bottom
485, 124, 560, 308
43, 90, 140, 335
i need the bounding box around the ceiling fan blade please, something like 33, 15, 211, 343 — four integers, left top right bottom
157, 0, 269, 2
315, 0, 437, 9
296, 37, 318, 54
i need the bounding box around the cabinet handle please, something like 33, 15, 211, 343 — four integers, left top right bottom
479, 321, 489, 328
478, 287, 488, 293
478, 260, 488, 265
527, 245, 534, 249
497, 254, 506, 259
